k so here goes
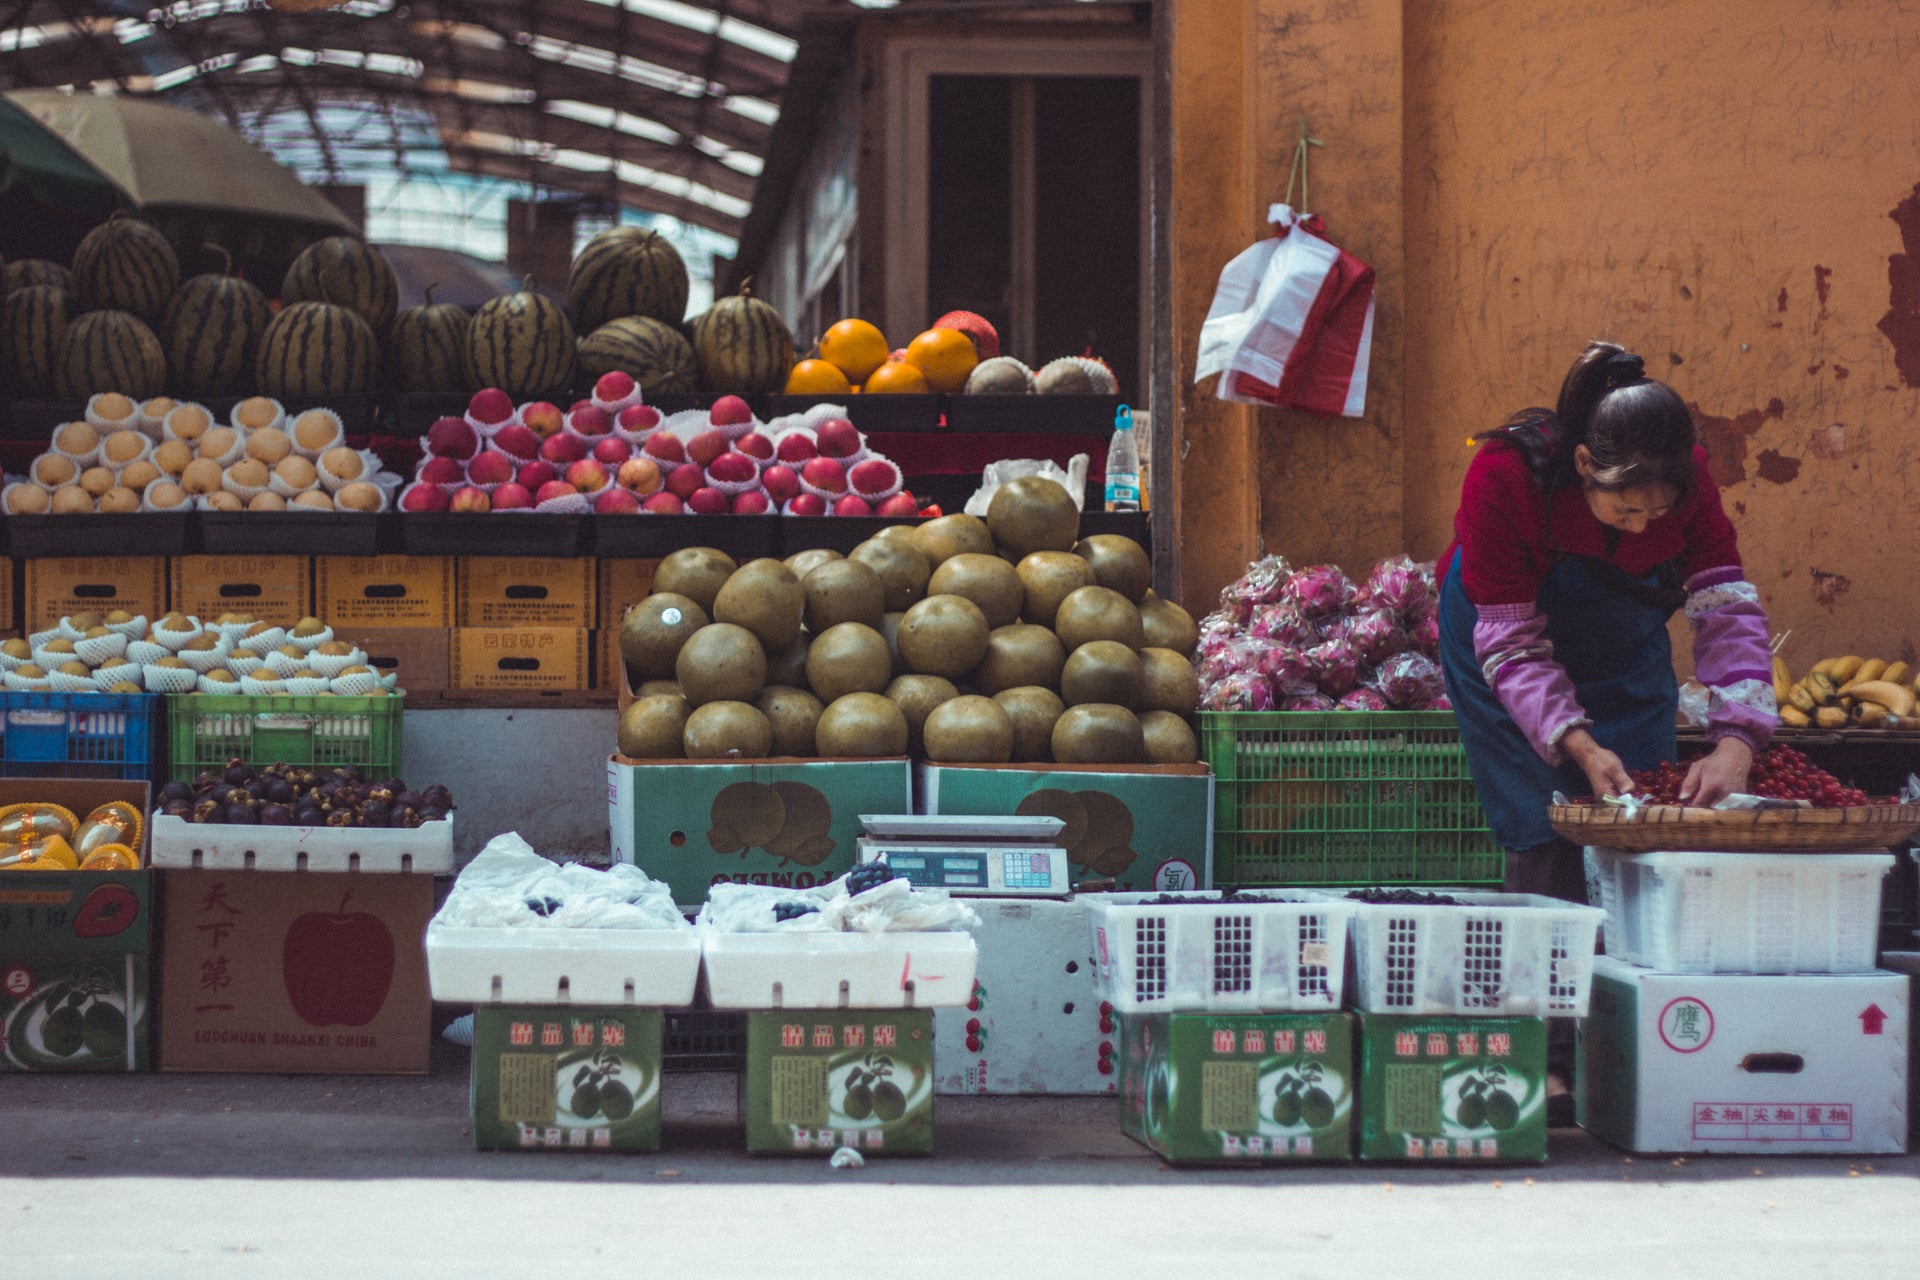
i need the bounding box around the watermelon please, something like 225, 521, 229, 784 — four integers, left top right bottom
2, 284, 71, 395
387, 286, 472, 392
468, 282, 577, 400
70, 213, 180, 325
282, 236, 399, 334
569, 226, 690, 333
2, 258, 72, 299
56, 309, 166, 399
690, 287, 794, 394
577, 316, 697, 395
256, 301, 379, 399
162, 246, 271, 397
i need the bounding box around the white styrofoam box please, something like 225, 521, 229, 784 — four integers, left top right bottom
1578, 955, 1908, 1154
425, 924, 701, 1005
149, 812, 454, 873
699, 928, 978, 1009
1080, 890, 1354, 1015
1342, 890, 1605, 1017
1585, 847, 1894, 975
932, 899, 1113, 1096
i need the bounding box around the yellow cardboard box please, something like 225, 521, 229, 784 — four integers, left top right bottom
316, 556, 455, 628
457, 557, 596, 628
24, 557, 167, 631
449, 627, 592, 692
597, 557, 660, 629
169, 555, 312, 622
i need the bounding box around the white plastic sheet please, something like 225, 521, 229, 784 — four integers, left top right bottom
963, 455, 1089, 516
698, 868, 981, 935
432, 832, 687, 930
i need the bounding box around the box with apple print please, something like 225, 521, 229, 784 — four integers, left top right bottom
156, 869, 433, 1073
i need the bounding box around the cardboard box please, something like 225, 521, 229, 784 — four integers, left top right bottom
333, 626, 450, 697
169, 555, 312, 622
469, 1006, 664, 1151
917, 763, 1214, 892
1577, 956, 1909, 1154
597, 558, 660, 630
315, 556, 455, 628
743, 1009, 934, 1154
609, 756, 913, 908
1357, 1013, 1548, 1162
155, 869, 434, 1074
24, 557, 167, 633
450, 627, 591, 692
457, 557, 595, 627
932, 898, 1113, 1096
1118, 1012, 1354, 1163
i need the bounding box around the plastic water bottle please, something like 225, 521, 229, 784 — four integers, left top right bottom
1104, 405, 1141, 512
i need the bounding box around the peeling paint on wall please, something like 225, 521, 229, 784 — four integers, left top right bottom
1877, 182, 1920, 386
1689, 398, 1785, 488
1810, 566, 1852, 611
1755, 450, 1802, 484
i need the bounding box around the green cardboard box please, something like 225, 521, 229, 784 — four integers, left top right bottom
1118, 1012, 1353, 1163
916, 762, 1213, 891
0, 953, 149, 1071
1357, 1014, 1548, 1163
743, 1010, 934, 1155
609, 756, 912, 908
470, 1006, 664, 1151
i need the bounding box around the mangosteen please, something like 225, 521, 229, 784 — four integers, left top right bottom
224, 761, 253, 786
159, 780, 194, 805
418, 806, 448, 824
294, 807, 324, 827
393, 790, 423, 813
362, 799, 392, 826
421, 785, 453, 810
340, 766, 364, 783
260, 803, 293, 825
326, 809, 357, 828
377, 777, 406, 795
162, 799, 194, 819
224, 803, 257, 825
191, 798, 222, 824
394, 807, 423, 829
333, 785, 363, 808
266, 778, 294, 804
246, 778, 272, 801
367, 786, 395, 806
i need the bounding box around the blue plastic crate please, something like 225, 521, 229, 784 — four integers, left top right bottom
0, 691, 162, 781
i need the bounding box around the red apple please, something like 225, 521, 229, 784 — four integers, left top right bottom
492, 482, 534, 510
568, 404, 613, 436
592, 436, 633, 466
642, 491, 684, 514
569, 398, 594, 415
594, 370, 637, 403
800, 457, 848, 494
467, 388, 514, 426
426, 416, 479, 460
643, 432, 687, 464
619, 404, 662, 433
933, 310, 1001, 361
687, 486, 730, 514
515, 460, 558, 491
667, 462, 706, 499
775, 433, 817, 464
707, 452, 758, 485
735, 432, 775, 462
686, 429, 729, 468
400, 483, 449, 512
595, 487, 640, 514
520, 401, 563, 439
466, 451, 515, 486
540, 432, 588, 465
761, 465, 800, 503
709, 395, 753, 426
418, 455, 466, 486
493, 424, 541, 460
815, 417, 862, 459
449, 486, 492, 513
732, 490, 771, 515
566, 458, 611, 494
283, 889, 395, 1028
535, 479, 577, 505
833, 494, 874, 517
617, 457, 662, 495
849, 457, 901, 497
875, 492, 920, 518
785, 493, 827, 516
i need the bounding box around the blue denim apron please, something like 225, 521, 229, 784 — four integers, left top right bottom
1438, 549, 1678, 851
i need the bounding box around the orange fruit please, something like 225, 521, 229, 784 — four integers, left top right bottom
785, 359, 853, 395
863, 359, 929, 395
903, 328, 978, 393
818, 319, 890, 384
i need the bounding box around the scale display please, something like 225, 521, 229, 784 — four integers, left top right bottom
856, 840, 1070, 897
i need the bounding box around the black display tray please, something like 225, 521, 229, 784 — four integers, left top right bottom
943, 394, 1125, 435
400, 513, 586, 557
590, 513, 782, 560
198, 511, 387, 557
5, 512, 193, 558
759, 395, 943, 432
775, 514, 924, 556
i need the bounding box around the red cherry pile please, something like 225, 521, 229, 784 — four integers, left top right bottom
1625, 745, 1871, 808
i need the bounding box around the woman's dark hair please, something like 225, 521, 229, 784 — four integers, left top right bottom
1479, 341, 1697, 497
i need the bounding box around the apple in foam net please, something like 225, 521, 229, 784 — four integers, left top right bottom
800, 457, 848, 495
492, 482, 534, 510
466, 450, 515, 486
401, 484, 448, 513
709, 395, 752, 427
707, 452, 758, 485
593, 437, 633, 466
848, 458, 899, 497
761, 464, 800, 504
686, 430, 729, 468
815, 417, 862, 459
539, 432, 587, 465
419, 455, 466, 486
449, 486, 492, 513
667, 462, 706, 500
535, 480, 576, 505
786, 493, 827, 516
775, 433, 816, 464
426, 416, 479, 460
732, 490, 771, 515
568, 404, 613, 436
642, 491, 684, 514
567, 459, 610, 494
595, 371, 637, 403
833, 495, 874, 517
492, 424, 540, 461
617, 457, 662, 495
467, 388, 514, 426
516, 460, 557, 491
688, 486, 731, 514
595, 487, 640, 514
735, 432, 774, 462
520, 401, 563, 439
643, 432, 686, 464
619, 404, 661, 433
875, 492, 920, 518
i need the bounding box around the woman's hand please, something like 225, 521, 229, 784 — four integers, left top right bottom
1562, 728, 1634, 799
1680, 737, 1754, 808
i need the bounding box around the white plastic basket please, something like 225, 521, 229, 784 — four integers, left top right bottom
1583, 846, 1893, 974
1080, 890, 1355, 1014
699, 928, 978, 1009
1340, 890, 1605, 1017
149, 813, 453, 873
426, 924, 702, 1005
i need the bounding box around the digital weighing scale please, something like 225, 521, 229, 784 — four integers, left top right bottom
855, 814, 1073, 898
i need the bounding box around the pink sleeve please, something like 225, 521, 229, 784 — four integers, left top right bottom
1473, 602, 1592, 765
1684, 567, 1775, 753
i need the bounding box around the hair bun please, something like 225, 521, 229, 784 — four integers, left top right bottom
1604, 351, 1645, 384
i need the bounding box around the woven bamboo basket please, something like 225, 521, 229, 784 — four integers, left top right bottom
1547, 802, 1920, 853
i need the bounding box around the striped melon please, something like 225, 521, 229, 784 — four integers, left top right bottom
468, 281, 577, 400
282, 236, 398, 334
2, 258, 72, 299
70, 213, 180, 325
690, 287, 794, 394
56, 308, 166, 399
2, 284, 71, 395
577, 316, 697, 395
256, 301, 378, 399
161, 245, 271, 397
387, 285, 472, 392
569, 227, 689, 333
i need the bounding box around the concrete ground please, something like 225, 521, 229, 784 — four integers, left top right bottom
4, 1039, 1915, 1279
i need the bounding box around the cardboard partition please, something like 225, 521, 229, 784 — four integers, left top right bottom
1119, 1012, 1354, 1163
169, 555, 313, 622
1356, 1014, 1549, 1163
917, 762, 1214, 892
609, 755, 913, 908
743, 1010, 934, 1154
156, 869, 433, 1074
1577, 956, 1909, 1154
334, 625, 451, 698
596, 557, 660, 630
470, 1006, 664, 1151
23, 557, 167, 633
456, 556, 596, 628
449, 627, 592, 692
315, 555, 455, 628
0, 557, 14, 632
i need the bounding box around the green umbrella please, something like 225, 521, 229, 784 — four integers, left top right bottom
0, 94, 132, 263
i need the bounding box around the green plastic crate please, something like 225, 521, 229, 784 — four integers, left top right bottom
167, 694, 403, 782
1199, 711, 1503, 887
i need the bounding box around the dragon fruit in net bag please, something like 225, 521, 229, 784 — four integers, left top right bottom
1279, 691, 1336, 711
1374, 651, 1446, 710
1201, 670, 1276, 711
1218, 555, 1293, 624
1280, 564, 1356, 618
1337, 686, 1391, 711
1197, 637, 1268, 689
1257, 642, 1314, 698
1344, 607, 1407, 666
1248, 601, 1322, 649
1408, 612, 1440, 657
1304, 636, 1362, 696
1360, 554, 1437, 622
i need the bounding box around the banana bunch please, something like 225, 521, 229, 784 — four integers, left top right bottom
1775, 655, 1917, 729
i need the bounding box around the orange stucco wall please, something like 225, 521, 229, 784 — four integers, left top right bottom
1174, 0, 1920, 667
